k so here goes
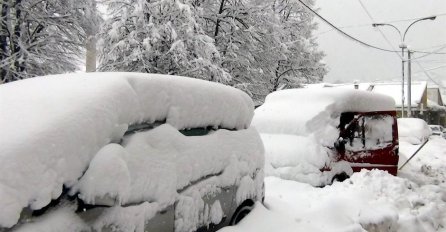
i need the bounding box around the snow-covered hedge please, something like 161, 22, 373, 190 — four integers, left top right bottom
0, 72, 261, 229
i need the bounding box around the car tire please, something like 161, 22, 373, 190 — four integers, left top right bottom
332, 172, 349, 183
229, 200, 254, 225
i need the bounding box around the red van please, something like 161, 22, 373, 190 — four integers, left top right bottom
253, 87, 399, 186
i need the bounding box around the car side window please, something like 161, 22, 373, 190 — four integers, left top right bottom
124, 122, 218, 137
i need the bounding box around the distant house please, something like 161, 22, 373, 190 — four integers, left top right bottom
427, 85, 444, 106
306, 81, 446, 126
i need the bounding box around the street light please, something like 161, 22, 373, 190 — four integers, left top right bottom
372, 16, 436, 117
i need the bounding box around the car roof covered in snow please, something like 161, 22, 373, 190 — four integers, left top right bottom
0, 72, 257, 228
252, 87, 395, 136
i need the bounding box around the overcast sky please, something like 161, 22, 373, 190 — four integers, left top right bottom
314, 0, 446, 85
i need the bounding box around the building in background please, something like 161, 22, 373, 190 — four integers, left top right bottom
306, 81, 446, 126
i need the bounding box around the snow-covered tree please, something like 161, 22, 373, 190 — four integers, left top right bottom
191, 0, 278, 101
98, 0, 326, 103
98, 0, 231, 82
192, 0, 326, 103
270, 0, 326, 91
0, 0, 98, 83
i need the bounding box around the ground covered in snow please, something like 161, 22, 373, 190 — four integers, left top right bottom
220, 135, 446, 232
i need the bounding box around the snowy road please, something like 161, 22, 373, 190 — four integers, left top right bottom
220, 136, 446, 232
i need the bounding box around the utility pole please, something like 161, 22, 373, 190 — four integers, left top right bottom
407, 50, 412, 117
372, 16, 436, 118
400, 44, 406, 118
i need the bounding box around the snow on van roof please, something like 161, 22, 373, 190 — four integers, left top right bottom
0, 72, 256, 228
306, 81, 428, 108
252, 88, 395, 136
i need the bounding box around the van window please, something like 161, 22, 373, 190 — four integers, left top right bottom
343, 114, 393, 151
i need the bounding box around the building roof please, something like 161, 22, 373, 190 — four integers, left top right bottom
306, 81, 428, 108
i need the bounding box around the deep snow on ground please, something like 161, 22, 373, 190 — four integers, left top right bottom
220, 136, 446, 232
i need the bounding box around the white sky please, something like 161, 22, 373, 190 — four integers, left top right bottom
314, 0, 446, 85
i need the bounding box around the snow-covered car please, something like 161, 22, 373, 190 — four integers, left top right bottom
0, 73, 265, 232
428, 124, 444, 136
252, 88, 399, 186
398, 118, 431, 145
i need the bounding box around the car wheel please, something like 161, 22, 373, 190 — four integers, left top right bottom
229, 200, 254, 225
332, 172, 349, 183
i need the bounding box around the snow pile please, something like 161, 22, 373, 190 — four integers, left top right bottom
221, 118, 446, 232
74, 125, 263, 208
252, 88, 395, 186
0, 72, 256, 228
11, 206, 89, 232
260, 134, 332, 186
397, 118, 431, 145
221, 170, 446, 232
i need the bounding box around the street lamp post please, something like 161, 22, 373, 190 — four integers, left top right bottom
372, 16, 436, 118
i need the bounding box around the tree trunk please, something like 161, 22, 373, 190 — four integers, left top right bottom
12, 0, 24, 80
214, 0, 225, 37
85, 35, 97, 72
0, 0, 9, 82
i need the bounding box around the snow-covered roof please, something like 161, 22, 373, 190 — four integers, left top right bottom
306, 82, 428, 108
0, 72, 257, 228
252, 88, 395, 136
371, 82, 427, 108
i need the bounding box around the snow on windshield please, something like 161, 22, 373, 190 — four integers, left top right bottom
0, 72, 257, 228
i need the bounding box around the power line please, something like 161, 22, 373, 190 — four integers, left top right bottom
316, 13, 446, 36
413, 61, 445, 89
386, 13, 446, 24
296, 0, 399, 53
409, 45, 446, 61
313, 7, 446, 56
358, 0, 403, 60
411, 49, 446, 55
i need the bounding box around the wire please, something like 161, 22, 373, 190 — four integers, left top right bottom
316, 13, 446, 37
358, 0, 403, 60
357, 0, 446, 60
386, 13, 446, 24
296, 0, 399, 54
409, 45, 446, 61
413, 61, 445, 89
411, 49, 446, 55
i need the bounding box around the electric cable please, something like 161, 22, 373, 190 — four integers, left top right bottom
358, 0, 403, 60
296, 0, 399, 53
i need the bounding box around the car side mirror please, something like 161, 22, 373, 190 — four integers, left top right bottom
334, 137, 346, 151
